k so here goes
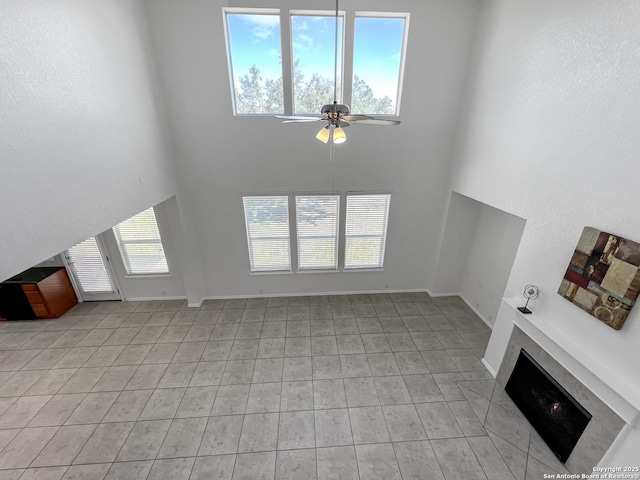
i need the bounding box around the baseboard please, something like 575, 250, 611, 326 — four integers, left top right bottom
200, 288, 430, 301
124, 296, 187, 302
426, 289, 461, 298
123, 290, 431, 306
458, 295, 495, 330
481, 358, 497, 378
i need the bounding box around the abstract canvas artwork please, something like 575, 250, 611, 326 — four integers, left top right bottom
558, 227, 640, 330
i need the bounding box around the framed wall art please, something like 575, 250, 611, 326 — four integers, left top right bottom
558, 227, 640, 330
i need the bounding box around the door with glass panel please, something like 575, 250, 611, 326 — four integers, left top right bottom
64, 236, 121, 301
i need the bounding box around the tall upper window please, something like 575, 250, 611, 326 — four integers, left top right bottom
352, 15, 408, 115
291, 13, 344, 114
225, 10, 284, 114
243, 196, 291, 272
295, 195, 340, 270
223, 8, 408, 116
344, 194, 391, 269
113, 208, 169, 275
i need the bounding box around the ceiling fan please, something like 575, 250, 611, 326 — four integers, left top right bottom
275, 0, 400, 144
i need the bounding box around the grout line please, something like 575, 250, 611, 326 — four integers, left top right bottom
0, 294, 504, 479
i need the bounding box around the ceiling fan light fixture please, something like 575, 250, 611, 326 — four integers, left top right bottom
316, 126, 330, 143
333, 126, 347, 144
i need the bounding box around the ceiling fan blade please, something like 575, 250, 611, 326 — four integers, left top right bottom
342, 114, 374, 122
275, 115, 320, 121
281, 119, 323, 124
348, 119, 401, 126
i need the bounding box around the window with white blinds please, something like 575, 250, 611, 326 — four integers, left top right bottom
295, 195, 339, 270
66, 237, 114, 293
112, 208, 169, 275
344, 194, 391, 269
243, 196, 291, 272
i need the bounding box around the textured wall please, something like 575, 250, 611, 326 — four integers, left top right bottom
452, 0, 640, 467
0, 0, 177, 281
144, 0, 482, 297
460, 201, 525, 325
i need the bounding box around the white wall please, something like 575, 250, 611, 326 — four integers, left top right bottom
432, 192, 525, 325
0, 0, 178, 281
100, 198, 187, 301
34, 255, 65, 268
144, 0, 481, 298
459, 200, 525, 325
451, 0, 640, 466
431, 192, 481, 295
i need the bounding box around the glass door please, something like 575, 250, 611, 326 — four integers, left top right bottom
65, 236, 121, 301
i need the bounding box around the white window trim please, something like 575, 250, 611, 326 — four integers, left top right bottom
223, 8, 409, 117
290, 10, 346, 113
112, 207, 170, 277
241, 192, 391, 274
353, 12, 410, 116
343, 191, 392, 270
222, 8, 283, 117
295, 194, 341, 272
242, 194, 292, 273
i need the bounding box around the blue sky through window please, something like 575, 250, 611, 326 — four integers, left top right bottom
292, 14, 344, 112
226, 13, 283, 84
225, 10, 407, 115
353, 16, 405, 113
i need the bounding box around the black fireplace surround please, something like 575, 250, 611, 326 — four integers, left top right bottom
505, 349, 592, 463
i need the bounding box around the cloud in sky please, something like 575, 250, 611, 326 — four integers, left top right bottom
297, 33, 314, 45
242, 14, 280, 41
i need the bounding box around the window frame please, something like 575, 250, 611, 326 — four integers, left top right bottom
241, 192, 392, 274
112, 207, 170, 277
222, 7, 409, 117
295, 194, 341, 272
289, 9, 346, 115
242, 194, 293, 273
223, 7, 284, 116
343, 192, 392, 271
352, 12, 410, 116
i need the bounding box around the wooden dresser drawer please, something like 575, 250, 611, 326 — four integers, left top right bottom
25, 291, 44, 304
31, 303, 50, 317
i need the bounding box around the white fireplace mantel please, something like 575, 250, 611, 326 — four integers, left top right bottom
483, 297, 640, 426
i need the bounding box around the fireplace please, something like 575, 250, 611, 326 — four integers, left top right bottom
505, 349, 592, 463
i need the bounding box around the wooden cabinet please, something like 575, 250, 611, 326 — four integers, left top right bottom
1, 268, 78, 320
21, 268, 78, 318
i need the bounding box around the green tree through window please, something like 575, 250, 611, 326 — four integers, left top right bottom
235, 63, 393, 115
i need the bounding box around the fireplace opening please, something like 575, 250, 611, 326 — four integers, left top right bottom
505, 349, 592, 463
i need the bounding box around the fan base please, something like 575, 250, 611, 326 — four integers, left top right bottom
517, 307, 532, 314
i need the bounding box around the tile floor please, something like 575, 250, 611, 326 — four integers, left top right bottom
0, 293, 573, 479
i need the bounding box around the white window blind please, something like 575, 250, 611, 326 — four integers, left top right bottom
112, 208, 169, 275
243, 196, 291, 272
344, 194, 391, 269
66, 237, 114, 293
295, 195, 340, 270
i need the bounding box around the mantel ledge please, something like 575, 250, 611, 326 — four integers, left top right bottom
502, 297, 640, 425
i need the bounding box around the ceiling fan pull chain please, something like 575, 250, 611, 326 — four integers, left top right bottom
329, 130, 334, 165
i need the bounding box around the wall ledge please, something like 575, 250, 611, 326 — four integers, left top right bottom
495, 297, 640, 425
